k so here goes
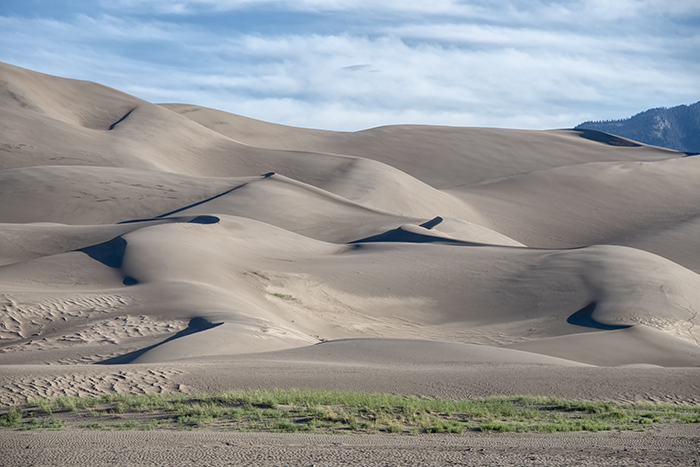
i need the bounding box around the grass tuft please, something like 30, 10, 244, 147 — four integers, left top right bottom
0, 407, 23, 427
2, 390, 699, 433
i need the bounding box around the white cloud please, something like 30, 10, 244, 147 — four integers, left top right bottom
104, 0, 471, 15
382, 23, 667, 56
1, 3, 698, 131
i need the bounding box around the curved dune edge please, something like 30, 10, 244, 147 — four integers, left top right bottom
506, 326, 700, 367
136, 338, 591, 366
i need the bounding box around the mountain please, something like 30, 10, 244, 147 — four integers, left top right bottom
576, 101, 700, 154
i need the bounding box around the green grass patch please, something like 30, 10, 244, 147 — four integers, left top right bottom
24, 417, 64, 431
0, 407, 23, 428
1, 390, 697, 433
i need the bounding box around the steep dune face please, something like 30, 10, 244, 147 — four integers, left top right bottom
0, 62, 698, 371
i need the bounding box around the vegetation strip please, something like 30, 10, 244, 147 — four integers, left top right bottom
1, 390, 699, 433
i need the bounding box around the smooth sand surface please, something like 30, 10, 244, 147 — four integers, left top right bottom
1, 61, 699, 465
2, 426, 699, 467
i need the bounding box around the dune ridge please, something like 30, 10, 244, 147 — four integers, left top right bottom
0, 61, 698, 409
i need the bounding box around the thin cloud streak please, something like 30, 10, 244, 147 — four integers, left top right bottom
105, 0, 700, 23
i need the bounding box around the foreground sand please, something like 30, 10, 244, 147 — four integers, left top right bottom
2, 342, 700, 406
1, 61, 699, 464
2, 426, 699, 467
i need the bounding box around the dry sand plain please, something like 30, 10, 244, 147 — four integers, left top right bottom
0, 61, 699, 465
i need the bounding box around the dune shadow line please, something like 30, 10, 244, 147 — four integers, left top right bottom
575, 129, 641, 147
156, 186, 247, 218
109, 108, 135, 130
349, 230, 473, 245
79, 236, 127, 268
419, 216, 443, 230
117, 215, 220, 225
349, 220, 479, 246
81, 216, 220, 267
567, 302, 631, 330
96, 317, 223, 365
155, 173, 272, 219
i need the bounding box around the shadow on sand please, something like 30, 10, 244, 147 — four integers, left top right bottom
96, 317, 223, 364
567, 302, 631, 330
575, 129, 641, 147
78, 216, 221, 285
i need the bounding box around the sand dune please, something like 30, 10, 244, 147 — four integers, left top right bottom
225, 338, 590, 366
506, 326, 700, 367
451, 157, 700, 249
0, 61, 699, 412
163, 104, 680, 185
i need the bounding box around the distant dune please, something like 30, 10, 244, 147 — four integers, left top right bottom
0, 61, 698, 409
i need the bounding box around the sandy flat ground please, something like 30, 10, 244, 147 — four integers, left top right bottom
2, 426, 699, 467
2, 358, 700, 406
1, 61, 699, 465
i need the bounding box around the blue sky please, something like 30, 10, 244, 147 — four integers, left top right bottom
1, 0, 699, 130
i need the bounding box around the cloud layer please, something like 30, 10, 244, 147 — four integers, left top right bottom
1, 1, 698, 130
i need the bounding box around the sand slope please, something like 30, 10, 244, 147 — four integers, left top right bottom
1, 61, 699, 408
